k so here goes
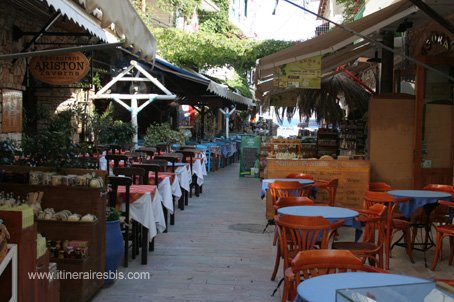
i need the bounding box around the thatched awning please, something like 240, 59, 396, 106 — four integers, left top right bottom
263, 72, 372, 125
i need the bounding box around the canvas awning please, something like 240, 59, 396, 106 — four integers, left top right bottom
45, 0, 157, 61
154, 57, 255, 107
256, 1, 418, 82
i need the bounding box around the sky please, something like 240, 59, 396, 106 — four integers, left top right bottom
251, 0, 321, 41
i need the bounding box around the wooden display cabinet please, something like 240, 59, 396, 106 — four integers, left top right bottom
317, 128, 339, 157
0, 183, 106, 302
0, 211, 37, 302
0, 244, 18, 302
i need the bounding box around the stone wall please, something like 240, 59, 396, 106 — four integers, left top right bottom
0, 2, 91, 141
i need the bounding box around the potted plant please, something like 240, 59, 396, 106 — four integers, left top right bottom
105, 207, 123, 285
144, 122, 185, 147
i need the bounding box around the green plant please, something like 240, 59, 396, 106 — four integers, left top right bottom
0, 139, 20, 165
106, 207, 121, 221
92, 106, 135, 147
144, 123, 185, 146
336, 0, 365, 23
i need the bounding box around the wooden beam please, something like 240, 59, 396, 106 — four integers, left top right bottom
409, 0, 454, 34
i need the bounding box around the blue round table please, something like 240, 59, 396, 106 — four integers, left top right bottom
388, 190, 452, 219
278, 206, 362, 241
296, 272, 429, 302
261, 178, 314, 199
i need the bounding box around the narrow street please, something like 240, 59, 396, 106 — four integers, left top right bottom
93, 163, 454, 301
93, 163, 281, 302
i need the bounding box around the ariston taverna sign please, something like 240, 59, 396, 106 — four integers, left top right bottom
29, 52, 90, 85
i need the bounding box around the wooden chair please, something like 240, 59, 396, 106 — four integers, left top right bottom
274, 197, 314, 211
105, 154, 128, 176
264, 181, 308, 233
269, 181, 308, 204
364, 191, 414, 270
284, 249, 386, 302
276, 216, 345, 302
272, 215, 344, 283
112, 167, 146, 185
423, 184, 454, 225
111, 167, 147, 257
135, 146, 156, 158
332, 203, 386, 268
142, 159, 168, 172
271, 196, 314, 280
431, 200, 454, 271
154, 155, 179, 172
176, 150, 199, 197
108, 176, 134, 267
313, 178, 338, 206
131, 163, 174, 230
286, 174, 314, 197
369, 182, 392, 192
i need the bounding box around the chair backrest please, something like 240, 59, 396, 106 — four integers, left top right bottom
105, 154, 129, 175
275, 215, 341, 272
357, 203, 386, 249
369, 182, 393, 192
142, 159, 168, 172
269, 181, 307, 205
113, 167, 146, 185
286, 173, 314, 180
135, 147, 156, 158
156, 143, 170, 154
290, 249, 383, 284
131, 163, 161, 185
154, 156, 178, 172
315, 178, 339, 206
363, 191, 410, 225
274, 197, 314, 211
423, 184, 454, 196
108, 176, 133, 208
176, 151, 196, 170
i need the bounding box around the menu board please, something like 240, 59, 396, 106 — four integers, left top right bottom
273, 55, 321, 89
239, 135, 261, 177
1, 89, 22, 133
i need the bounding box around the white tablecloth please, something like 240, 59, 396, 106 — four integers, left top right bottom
192, 159, 204, 186
129, 189, 166, 242
158, 177, 174, 214
171, 176, 182, 199
175, 164, 191, 192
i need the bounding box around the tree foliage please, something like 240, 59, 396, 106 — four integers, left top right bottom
336, 0, 365, 23
152, 28, 292, 74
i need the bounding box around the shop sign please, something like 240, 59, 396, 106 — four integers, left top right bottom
422, 32, 452, 55
29, 52, 90, 85
273, 55, 321, 89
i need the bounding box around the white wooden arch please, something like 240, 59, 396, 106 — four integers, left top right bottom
92, 60, 176, 147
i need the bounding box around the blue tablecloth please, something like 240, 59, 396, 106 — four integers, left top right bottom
278, 206, 362, 241
296, 272, 429, 302
388, 190, 452, 219
261, 178, 315, 199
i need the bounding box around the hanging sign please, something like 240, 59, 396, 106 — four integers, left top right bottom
273, 55, 321, 89
29, 52, 90, 85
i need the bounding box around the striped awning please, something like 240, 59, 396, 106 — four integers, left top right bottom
45, 0, 156, 61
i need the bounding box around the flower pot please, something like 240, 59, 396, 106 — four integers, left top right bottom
105, 220, 123, 284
